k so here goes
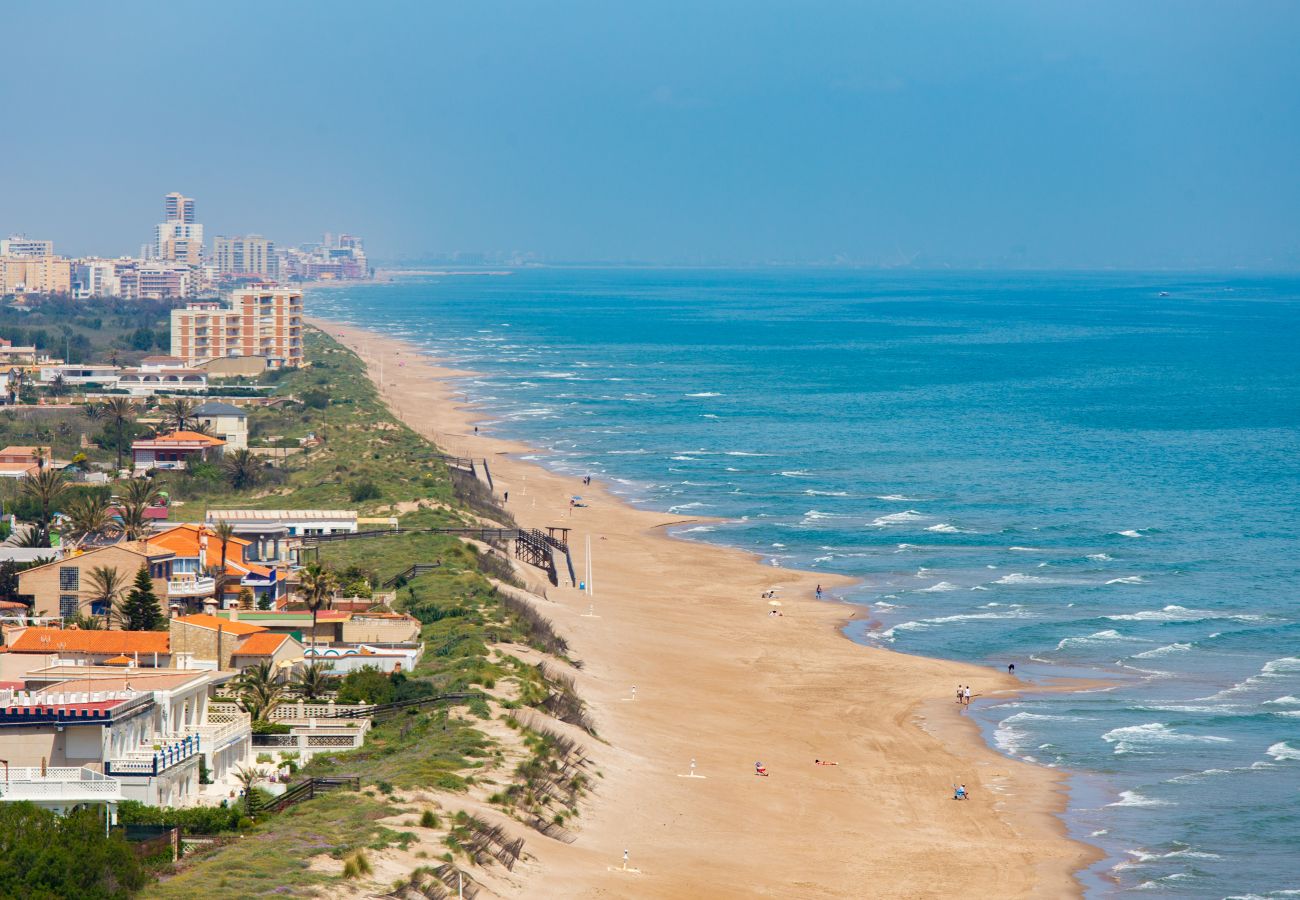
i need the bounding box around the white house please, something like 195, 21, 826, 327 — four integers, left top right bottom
191, 401, 248, 449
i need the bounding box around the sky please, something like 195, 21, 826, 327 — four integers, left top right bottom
3, 1, 1299, 268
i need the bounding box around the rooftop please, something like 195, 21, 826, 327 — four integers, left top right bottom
6, 627, 170, 656
233, 633, 294, 656
192, 401, 246, 417
207, 509, 358, 521
172, 613, 266, 636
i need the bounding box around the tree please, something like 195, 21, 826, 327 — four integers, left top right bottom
232, 765, 269, 813
297, 565, 339, 651
99, 397, 136, 471
222, 448, 261, 490
63, 493, 121, 547
234, 662, 287, 722
85, 565, 127, 626
238, 586, 255, 610
160, 397, 197, 432
48, 372, 69, 400
211, 521, 236, 602
0, 560, 20, 605
290, 662, 334, 701
0, 803, 148, 898
118, 478, 161, 541
19, 467, 67, 547
119, 564, 163, 631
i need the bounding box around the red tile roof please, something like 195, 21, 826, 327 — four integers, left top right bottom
233, 633, 292, 656
7, 627, 170, 655
172, 614, 266, 636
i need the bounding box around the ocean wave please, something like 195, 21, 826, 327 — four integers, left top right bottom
684, 391, 721, 397
804, 489, 849, 496
1108, 789, 1172, 808
918, 581, 959, 593
1088, 553, 1114, 561
1126, 845, 1223, 862
1267, 742, 1300, 762
676, 525, 716, 534
1008, 546, 1042, 552
876, 494, 924, 502
669, 455, 697, 461
725, 451, 771, 457
1107, 605, 1215, 622
778, 470, 813, 478
667, 502, 710, 512
994, 573, 1076, 586
1116, 529, 1146, 538
607, 448, 649, 455
1201, 657, 1300, 700
1055, 629, 1146, 650
1106, 576, 1147, 585
1166, 767, 1235, 784
1264, 695, 1300, 706
1131, 643, 1194, 659
925, 523, 972, 533
1102, 723, 1232, 754
871, 510, 929, 526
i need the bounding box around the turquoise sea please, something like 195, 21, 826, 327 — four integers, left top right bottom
312, 269, 1300, 898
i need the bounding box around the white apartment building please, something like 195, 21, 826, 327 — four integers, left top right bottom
214, 234, 277, 279
0, 235, 55, 257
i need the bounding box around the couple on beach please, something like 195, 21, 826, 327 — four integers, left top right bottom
956, 685, 972, 706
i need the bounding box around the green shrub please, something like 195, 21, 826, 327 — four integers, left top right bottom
419, 810, 439, 828
349, 479, 381, 502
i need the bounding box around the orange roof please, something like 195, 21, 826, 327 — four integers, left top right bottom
173, 614, 266, 636
152, 431, 225, 446
151, 524, 264, 575
7, 627, 169, 655
234, 633, 292, 656
103, 654, 133, 665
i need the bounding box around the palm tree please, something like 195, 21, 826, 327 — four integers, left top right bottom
234, 661, 287, 722
297, 565, 339, 651
48, 373, 68, 400
84, 565, 127, 626
118, 478, 162, 541
161, 397, 197, 433
232, 765, 270, 813
62, 493, 121, 547
20, 467, 68, 547
211, 521, 236, 603
99, 397, 135, 471
223, 448, 261, 490
290, 662, 333, 701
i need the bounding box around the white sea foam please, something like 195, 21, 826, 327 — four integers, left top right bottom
995, 573, 1075, 586
918, 581, 959, 593
1106, 576, 1147, 585
1267, 742, 1300, 762
876, 494, 924, 502
1088, 553, 1114, 561
1264, 695, 1300, 706
804, 489, 849, 496
1202, 657, 1300, 700
1131, 643, 1194, 659
1167, 767, 1234, 784
669, 455, 696, 461
1108, 789, 1171, 808
1126, 846, 1222, 862
925, 523, 969, 533
1008, 546, 1042, 552
1117, 529, 1145, 538
676, 525, 715, 534
778, 470, 813, 478
607, 448, 649, 455
725, 450, 770, 457
684, 391, 721, 397
1055, 630, 1145, 651
1103, 723, 1232, 754
1107, 605, 1214, 622
871, 510, 929, 526
667, 502, 709, 512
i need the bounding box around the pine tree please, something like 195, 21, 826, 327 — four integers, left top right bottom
120, 564, 163, 631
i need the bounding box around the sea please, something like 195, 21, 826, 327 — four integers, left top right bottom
311, 269, 1300, 899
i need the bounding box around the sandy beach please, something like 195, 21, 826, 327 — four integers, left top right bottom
314, 317, 1098, 898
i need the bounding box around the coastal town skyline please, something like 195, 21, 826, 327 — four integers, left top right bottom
5, 1, 1300, 269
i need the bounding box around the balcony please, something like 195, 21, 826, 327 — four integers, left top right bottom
0, 767, 122, 804
193, 710, 252, 755
167, 575, 216, 597
105, 735, 200, 777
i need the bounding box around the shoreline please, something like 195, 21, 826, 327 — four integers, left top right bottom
312, 315, 1102, 897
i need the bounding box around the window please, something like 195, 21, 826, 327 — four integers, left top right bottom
59, 595, 79, 618
58, 567, 79, 592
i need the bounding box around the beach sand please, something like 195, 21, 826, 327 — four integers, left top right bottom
316, 318, 1098, 898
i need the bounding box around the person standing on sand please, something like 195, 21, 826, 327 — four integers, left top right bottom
1008, 662, 1015, 675
963, 685, 972, 706
957, 685, 964, 704
503, 491, 509, 503
815, 584, 823, 599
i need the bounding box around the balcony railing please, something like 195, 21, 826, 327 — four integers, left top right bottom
0, 767, 122, 803
167, 576, 216, 597
106, 735, 200, 777
193, 712, 252, 754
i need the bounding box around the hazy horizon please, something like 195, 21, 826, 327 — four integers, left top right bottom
4, 1, 1299, 269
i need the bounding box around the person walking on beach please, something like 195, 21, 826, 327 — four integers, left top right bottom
815, 584, 823, 599
1008, 662, 1015, 675
963, 685, 972, 706
503, 491, 509, 503
956, 685, 964, 704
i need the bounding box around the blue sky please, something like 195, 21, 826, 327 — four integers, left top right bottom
4, 1, 1299, 267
